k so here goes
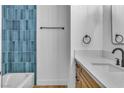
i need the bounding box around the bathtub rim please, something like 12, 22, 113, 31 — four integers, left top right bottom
2, 72, 34, 88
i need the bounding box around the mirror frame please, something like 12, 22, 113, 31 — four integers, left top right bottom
111, 5, 124, 45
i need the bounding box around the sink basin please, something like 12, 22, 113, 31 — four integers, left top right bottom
92, 63, 124, 72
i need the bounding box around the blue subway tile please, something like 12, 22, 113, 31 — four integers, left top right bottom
2, 5, 36, 74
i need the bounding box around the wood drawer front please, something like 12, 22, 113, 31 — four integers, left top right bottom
76, 63, 101, 88
76, 69, 88, 88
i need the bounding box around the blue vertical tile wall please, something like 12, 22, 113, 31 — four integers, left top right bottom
2, 5, 36, 74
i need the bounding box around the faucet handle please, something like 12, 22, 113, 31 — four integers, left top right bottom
115, 58, 120, 65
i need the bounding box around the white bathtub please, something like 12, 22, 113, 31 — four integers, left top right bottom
2, 73, 34, 88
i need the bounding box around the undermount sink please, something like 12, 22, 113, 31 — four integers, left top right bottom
92, 63, 124, 72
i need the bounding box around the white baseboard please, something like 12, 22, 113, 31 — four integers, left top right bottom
37, 79, 67, 85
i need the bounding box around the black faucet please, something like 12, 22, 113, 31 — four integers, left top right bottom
112, 48, 124, 67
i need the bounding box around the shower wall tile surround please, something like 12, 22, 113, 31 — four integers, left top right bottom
2, 5, 36, 74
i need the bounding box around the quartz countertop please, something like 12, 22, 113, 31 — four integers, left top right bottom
75, 52, 124, 88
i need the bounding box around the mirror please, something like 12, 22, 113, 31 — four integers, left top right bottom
0, 5, 1, 88
111, 5, 124, 45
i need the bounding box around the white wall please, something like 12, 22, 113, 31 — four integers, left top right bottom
37, 5, 70, 85
69, 5, 103, 87
0, 6, 1, 72
71, 5, 103, 51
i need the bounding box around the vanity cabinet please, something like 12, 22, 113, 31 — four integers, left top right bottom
76, 63, 101, 88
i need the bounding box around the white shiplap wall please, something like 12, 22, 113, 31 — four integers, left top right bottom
37, 6, 70, 85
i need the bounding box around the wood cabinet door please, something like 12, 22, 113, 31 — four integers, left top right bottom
76, 63, 101, 88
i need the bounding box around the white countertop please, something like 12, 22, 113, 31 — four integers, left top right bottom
75, 52, 124, 88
